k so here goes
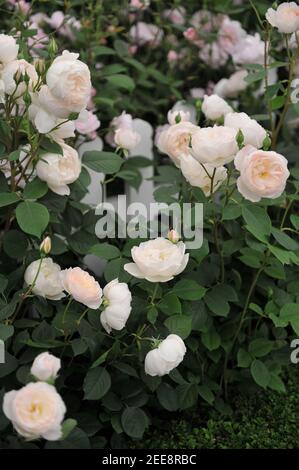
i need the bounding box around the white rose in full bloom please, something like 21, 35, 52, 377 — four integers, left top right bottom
24, 257, 65, 300
167, 109, 190, 125
61, 267, 102, 309
201, 94, 233, 121
232, 33, 264, 65
191, 126, 238, 167
180, 155, 227, 196
157, 121, 198, 168
46, 50, 91, 113
2, 59, 38, 96
31, 352, 61, 382
224, 112, 267, 149
214, 70, 248, 98
0, 34, 19, 64
37, 85, 73, 119
114, 127, 141, 150
124, 237, 189, 283
28, 90, 76, 138
234, 144, 289, 202
145, 334, 186, 376
36, 141, 81, 196
266, 2, 299, 33
3, 382, 66, 441
100, 279, 132, 333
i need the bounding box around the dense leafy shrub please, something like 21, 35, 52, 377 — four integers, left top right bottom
132, 367, 299, 449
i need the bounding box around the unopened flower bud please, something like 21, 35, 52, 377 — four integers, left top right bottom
34, 58, 45, 74
40, 236, 51, 255
168, 229, 180, 243
48, 38, 58, 56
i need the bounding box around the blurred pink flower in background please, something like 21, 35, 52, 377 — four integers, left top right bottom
167, 50, 178, 63
163, 7, 186, 25
129, 22, 163, 47
7, 0, 30, 14
75, 110, 100, 140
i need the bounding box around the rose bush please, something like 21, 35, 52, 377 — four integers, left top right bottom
0, 0, 299, 450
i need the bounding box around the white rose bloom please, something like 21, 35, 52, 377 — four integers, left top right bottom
157, 121, 198, 168
46, 50, 91, 113
224, 112, 267, 149
37, 85, 73, 119
167, 109, 190, 125
36, 141, 81, 196
114, 127, 141, 150
266, 2, 299, 33
180, 155, 227, 196
0, 34, 19, 64
191, 126, 238, 167
145, 334, 186, 376
3, 382, 66, 441
28, 91, 76, 138
2, 59, 38, 96
100, 279, 132, 333
31, 352, 61, 382
214, 70, 248, 99
124, 237, 189, 283
61, 267, 102, 309
24, 257, 65, 300
201, 94, 233, 120
234, 144, 289, 202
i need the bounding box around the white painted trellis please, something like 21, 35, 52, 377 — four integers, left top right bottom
79, 119, 155, 275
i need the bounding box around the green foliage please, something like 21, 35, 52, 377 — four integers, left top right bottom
132, 369, 299, 449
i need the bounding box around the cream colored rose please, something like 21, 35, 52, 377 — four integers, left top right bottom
234, 145, 289, 202
0, 34, 19, 64
28, 91, 76, 138
24, 257, 65, 300
37, 85, 72, 119
100, 279, 132, 333
191, 126, 238, 167
180, 154, 227, 196
61, 267, 102, 309
266, 2, 299, 33
114, 127, 141, 150
145, 334, 186, 376
2, 59, 38, 96
224, 112, 267, 149
36, 141, 81, 196
124, 237, 189, 283
202, 94, 233, 121
46, 50, 91, 113
157, 121, 198, 167
3, 382, 66, 441
31, 352, 61, 382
